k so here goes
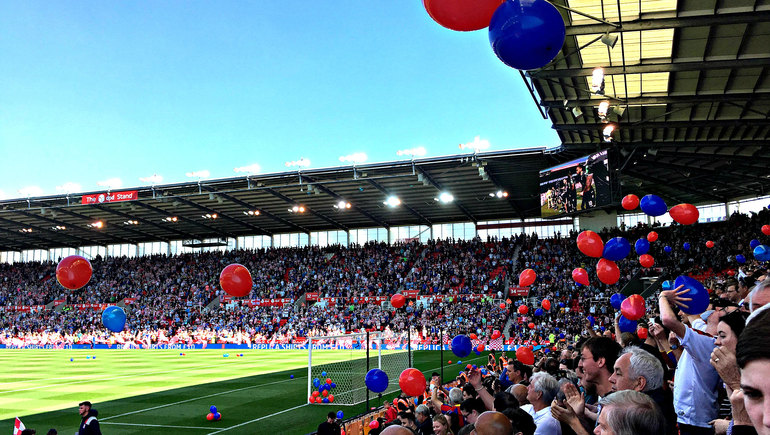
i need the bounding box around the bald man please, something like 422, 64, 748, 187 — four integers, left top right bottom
473, 411, 513, 435
512, 384, 529, 406
381, 425, 413, 435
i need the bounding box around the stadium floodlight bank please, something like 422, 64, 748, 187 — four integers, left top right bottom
307, 331, 410, 407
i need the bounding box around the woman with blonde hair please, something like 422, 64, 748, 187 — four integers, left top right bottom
432, 414, 454, 435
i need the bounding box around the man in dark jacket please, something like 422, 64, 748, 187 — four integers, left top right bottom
77, 401, 101, 435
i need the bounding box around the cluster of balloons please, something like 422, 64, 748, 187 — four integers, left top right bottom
424, 0, 566, 71
206, 405, 222, 421
623, 194, 700, 225
310, 374, 338, 403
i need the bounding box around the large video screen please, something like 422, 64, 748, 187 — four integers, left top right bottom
539, 149, 611, 218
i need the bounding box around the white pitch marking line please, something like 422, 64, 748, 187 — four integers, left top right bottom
101, 422, 212, 430
102, 375, 307, 421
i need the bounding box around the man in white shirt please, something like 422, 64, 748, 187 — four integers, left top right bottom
521, 372, 562, 435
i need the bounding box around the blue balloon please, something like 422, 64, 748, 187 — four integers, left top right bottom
600, 326, 606, 332
610, 293, 625, 310
674, 276, 709, 315
322, 398, 329, 404
488, 0, 566, 71
662, 280, 673, 290
751, 239, 760, 250
321, 371, 327, 377
365, 368, 389, 393
635, 238, 650, 255
330, 382, 336, 389
414, 397, 420, 405
534, 308, 544, 317
481, 368, 488, 375
451, 335, 472, 358
736, 254, 746, 264
754, 245, 770, 262
337, 411, 344, 419
223, 354, 229, 358
86, 356, 90, 360
640, 194, 668, 217
472, 365, 477, 369
69, 358, 73, 362
664, 246, 672, 253
101, 306, 126, 333
559, 333, 565, 339
543, 348, 550, 354
313, 378, 320, 388
587, 315, 595, 327
214, 412, 221, 420
558, 302, 565, 308
603, 237, 631, 261
475, 350, 481, 356
458, 361, 462, 365
210, 405, 217, 413
683, 242, 690, 251
618, 315, 637, 333
290, 375, 294, 379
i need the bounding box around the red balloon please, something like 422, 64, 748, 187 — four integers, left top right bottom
706, 240, 715, 248
637, 327, 648, 340
577, 230, 604, 258
316, 397, 323, 403
669, 203, 699, 225
326, 378, 332, 385
528, 322, 535, 329
312, 391, 319, 397
620, 294, 646, 321
491, 330, 501, 340
572, 268, 590, 286
518, 305, 529, 315
466, 364, 473, 370
477, 343, 485, 352
56, 255, 92, 290
499, 303, 506, 309
763, 225, 770, 236
469, 333, 478, 340
639, 254, 654, 268
398, 368, 426, 397
519, 269, 536, 287
219, 264, 252, 297
647, 231, 658, 242
328, 394, 334, 403
727, 270, 736, 276
369, 420, 380, 429
391, 294, 406, 309
621, 194, 640, 210
596, 259, 620, 285
542, 299, 551, 311
308, 396, 314, 403
516, 346, 535, 365
423, 0, 505, 32
322, 389, 329, 397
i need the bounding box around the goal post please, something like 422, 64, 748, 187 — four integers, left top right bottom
307, 331, 410, 407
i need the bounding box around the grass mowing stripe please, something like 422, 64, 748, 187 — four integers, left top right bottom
102, 374, 307, 421
101, 422, 212, 430
206, 403, 310, 435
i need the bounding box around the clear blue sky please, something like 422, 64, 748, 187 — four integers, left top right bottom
0, 1, 560, 199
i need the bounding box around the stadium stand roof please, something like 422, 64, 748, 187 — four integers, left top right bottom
0, 149, 552, 251
528, 0, 770, 205
2, 0, 770, 251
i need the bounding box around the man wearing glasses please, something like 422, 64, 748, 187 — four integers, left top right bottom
718, 279, 740, 304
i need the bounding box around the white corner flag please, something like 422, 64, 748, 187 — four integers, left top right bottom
13, 417, 26, 435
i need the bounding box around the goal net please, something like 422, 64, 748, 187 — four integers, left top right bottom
307, 331, 411, 406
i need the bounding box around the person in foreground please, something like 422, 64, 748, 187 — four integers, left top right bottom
77, 401, 101, 435
736, 308, 770, 434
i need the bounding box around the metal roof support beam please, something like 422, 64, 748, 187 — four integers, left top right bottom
93, 204, 199, 242
0, 228, 49, 250
645, 160, 770, 185
530, 57, 770, 79
563, 10, 770, 36
263, 188, 348, 231
300, 175, 390, 229
553, 119, 770, 131
544, 92, 770, 108
415, 168, 478, 224
172, 196, 272, 237
366, 179, 432, 226
200, 187, 310, 235
132, 201, 236, 240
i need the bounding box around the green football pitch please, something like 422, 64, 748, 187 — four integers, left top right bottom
0, 349, 488, 434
